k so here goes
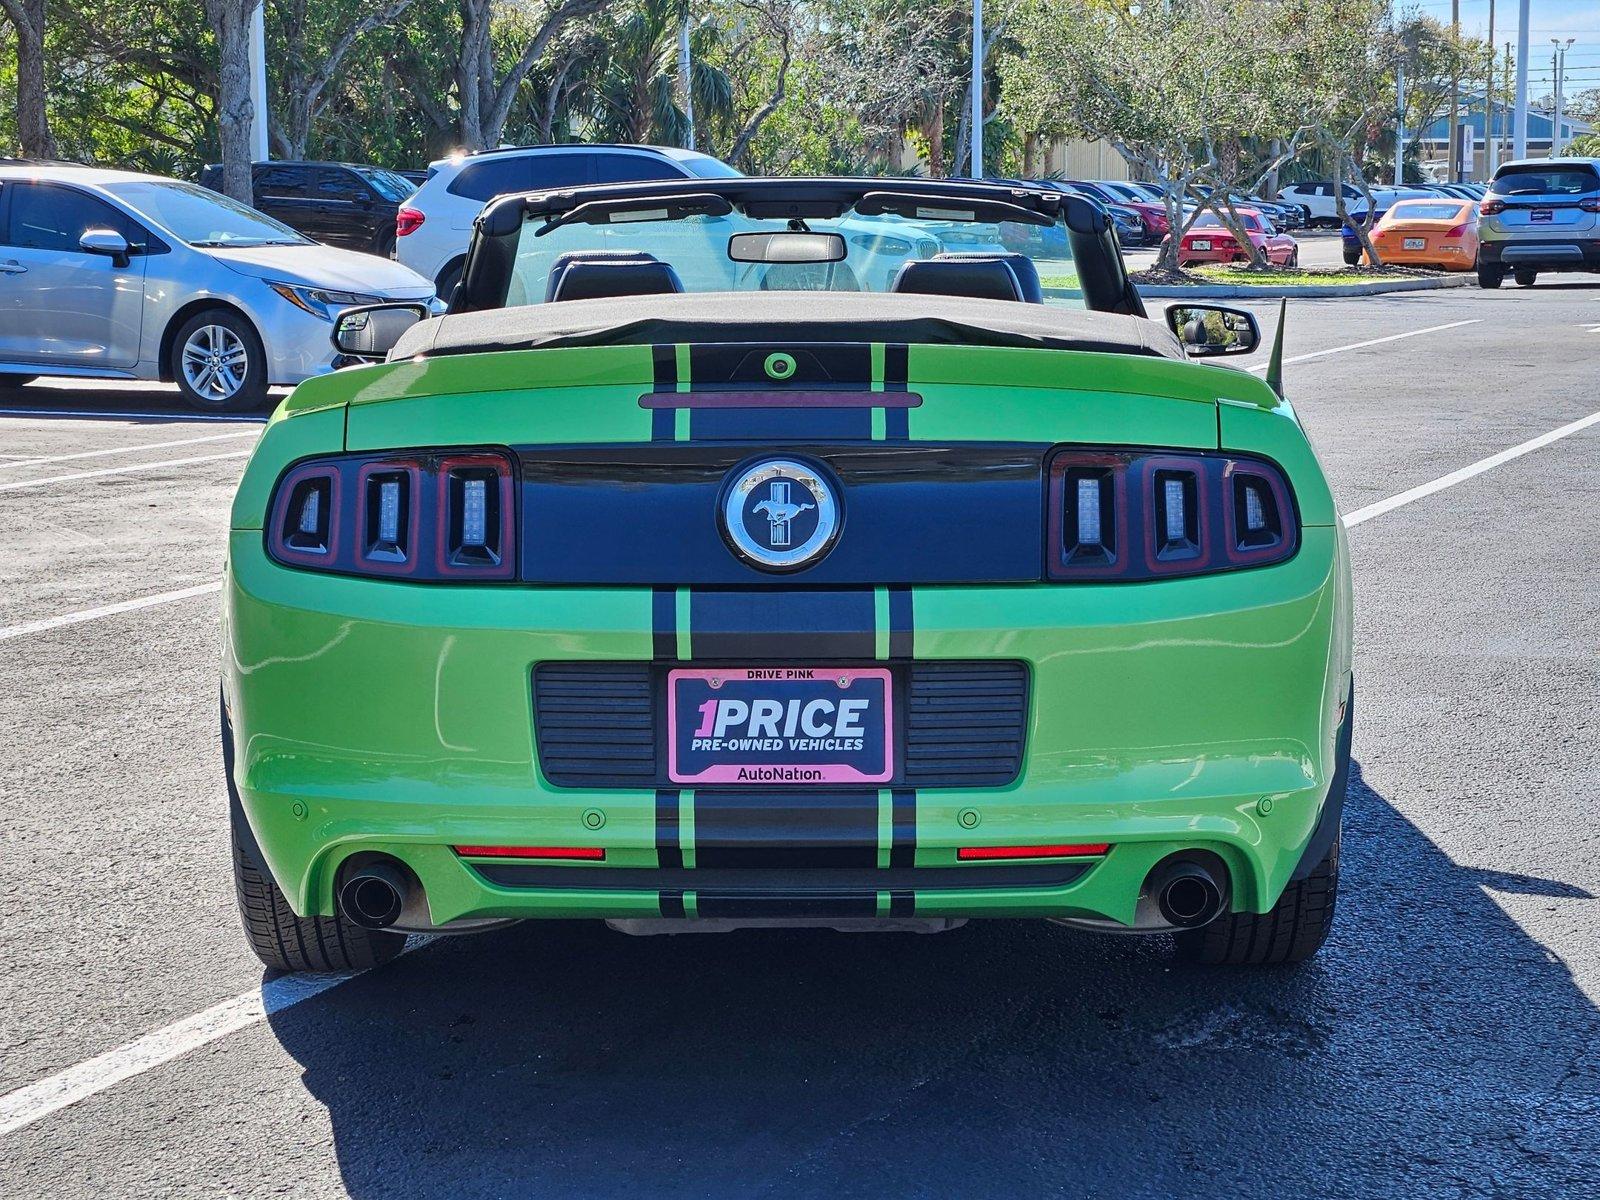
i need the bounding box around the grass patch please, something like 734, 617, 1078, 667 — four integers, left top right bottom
1126, 262, 1447, 288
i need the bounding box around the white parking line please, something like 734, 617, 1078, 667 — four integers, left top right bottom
1344, 409, 1600, 527
0, 450, 251, 492
1246, 319, 1481, 373
0, 431, 258, 471
0, 407, 268, 423
0, 971, 368, 1136
0, 582, 222, 643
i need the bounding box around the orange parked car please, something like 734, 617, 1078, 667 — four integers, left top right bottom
1368, 199, 1480, 270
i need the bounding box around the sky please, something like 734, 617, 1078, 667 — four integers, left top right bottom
1409, 0, 1600, 95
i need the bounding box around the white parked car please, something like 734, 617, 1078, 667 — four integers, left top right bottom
0, 164, 439, 411
395, 144, 742, 298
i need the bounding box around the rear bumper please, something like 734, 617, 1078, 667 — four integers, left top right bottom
223, 524, 1351, 929
1478, 237, 1600, 269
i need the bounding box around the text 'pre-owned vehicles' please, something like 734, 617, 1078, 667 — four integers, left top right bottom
0, 164, 438, 410
395, 143, 743, 298
1476, 157, 1600, 288
200, 159, 418, 258
222, 176, 1352, 975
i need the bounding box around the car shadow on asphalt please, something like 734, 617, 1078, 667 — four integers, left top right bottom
267, 761, 1599, 1198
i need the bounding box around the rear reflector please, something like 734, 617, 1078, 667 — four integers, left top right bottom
453, 845, 605, 860
957, 843, 1110, 861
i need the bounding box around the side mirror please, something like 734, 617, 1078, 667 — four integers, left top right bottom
1164, 303, 1261, 357
331, 302, 431, 361
80, 228, 130, 269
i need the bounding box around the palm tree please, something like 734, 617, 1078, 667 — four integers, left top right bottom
582, 0, 733, 145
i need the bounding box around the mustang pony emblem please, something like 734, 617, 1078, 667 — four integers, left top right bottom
722, 457, 841, 571
751, 482, 815, 548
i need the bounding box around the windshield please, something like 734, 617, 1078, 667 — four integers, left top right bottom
1490, 166, 1600, 196
354, 166, 416, 202
106, 180, 309, 247
1386, 201, 1469, 222
504, 209, 1080, 307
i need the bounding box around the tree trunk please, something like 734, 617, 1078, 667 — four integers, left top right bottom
457, 0, 491, 149
1, 0, 58, 158
205, 0, 258, 203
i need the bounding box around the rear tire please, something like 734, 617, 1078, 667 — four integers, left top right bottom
1342, 247, 1361, 266
1287, 249, 1300, 268
1478, 264, 1506, 289
1514, 267, 1538, 287
224, 702, 405, 973
1176, 826, 1340, 966
434, 257, 465, 305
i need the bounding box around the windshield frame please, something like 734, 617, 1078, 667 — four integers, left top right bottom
457, 176, 1140, 318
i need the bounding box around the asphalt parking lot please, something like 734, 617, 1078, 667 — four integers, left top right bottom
1, 283, 1597, 1197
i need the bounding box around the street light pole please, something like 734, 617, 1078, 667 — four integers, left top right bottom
1448, 0, 1460, 181
247, 0, 268, 162
1395, 61, 1406, 188
1551, 39, 1574, 157
966, 0, 979, 180
1513, 0, 1529, 159
1485, 0, 1497, 178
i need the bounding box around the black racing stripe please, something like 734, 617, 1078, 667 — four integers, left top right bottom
690, 406, 872, 441
656, 789, 683, 870
659, 890, 686, 918
652, 344, 678, 391
883, 344, 909, 391
889, 890, 915, 917
693, 790, 878, 869
888, 586, 914, 659
652, 587, 676, 660
890, 788, 917, 869
695, 892, 877, 919
688, 589, 876, 660
884, 407, 910, 440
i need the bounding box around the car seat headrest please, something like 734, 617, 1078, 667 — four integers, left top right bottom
544, 251, 682, 303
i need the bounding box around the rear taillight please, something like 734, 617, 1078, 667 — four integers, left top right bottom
1444, 223, 1468, 238
267, 449, 516, 581
1047, 449, 1297, 580
1580, 197, 1600, 213
395, 206, 425, 237
1480, 198, 1506, 216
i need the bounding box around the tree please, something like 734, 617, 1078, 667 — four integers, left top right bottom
203, 0, 258, 201
454, 0, 618, 149
1, 0, 57, 157
269, 0, 418, 159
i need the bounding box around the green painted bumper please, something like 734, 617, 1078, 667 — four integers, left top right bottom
223, 526, 1348, 927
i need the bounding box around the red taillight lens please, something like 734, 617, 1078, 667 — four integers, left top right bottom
957, 844, 1111, 861
395, 206, 425, 237
1443, 223, 1468, 238
267, 449, 517, 581
1480, 198, 1506, 216
1047, 448, 1297, 580
1579, 197, 1600, 213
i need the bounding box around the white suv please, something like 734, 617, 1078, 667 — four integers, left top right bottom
395, 144, 742, 298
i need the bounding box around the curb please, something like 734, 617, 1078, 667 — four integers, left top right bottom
1123, 274, 1475, 300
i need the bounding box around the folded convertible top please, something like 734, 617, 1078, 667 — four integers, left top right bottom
389, 292, 1184, 362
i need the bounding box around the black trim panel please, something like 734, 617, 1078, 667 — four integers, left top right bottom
474, 863, 1092, 891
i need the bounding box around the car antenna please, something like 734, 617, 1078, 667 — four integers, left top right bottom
1265, 298, 1287, 399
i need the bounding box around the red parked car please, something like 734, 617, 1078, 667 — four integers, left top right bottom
1175, 208, 1299, 266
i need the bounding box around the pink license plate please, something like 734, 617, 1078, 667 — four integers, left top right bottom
667, 666, 894, 785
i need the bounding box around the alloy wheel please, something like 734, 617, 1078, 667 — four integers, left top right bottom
180, 324, 250, 401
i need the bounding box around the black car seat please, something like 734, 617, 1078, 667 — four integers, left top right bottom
544, 251, 684, 303
889, 252, 1042, 303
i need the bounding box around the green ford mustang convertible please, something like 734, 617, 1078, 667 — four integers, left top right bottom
221, 177, 1352, 972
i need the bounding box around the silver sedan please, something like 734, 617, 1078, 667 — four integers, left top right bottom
0, 164, 438, 411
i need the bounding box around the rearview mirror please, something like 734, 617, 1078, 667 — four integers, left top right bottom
331, 302, 431, 361
728, 231, 847, 264
1164, 304, 1261, 357
79, 228, 130, 269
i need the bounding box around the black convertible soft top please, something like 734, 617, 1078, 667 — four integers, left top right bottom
389, 292, 1184, 362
